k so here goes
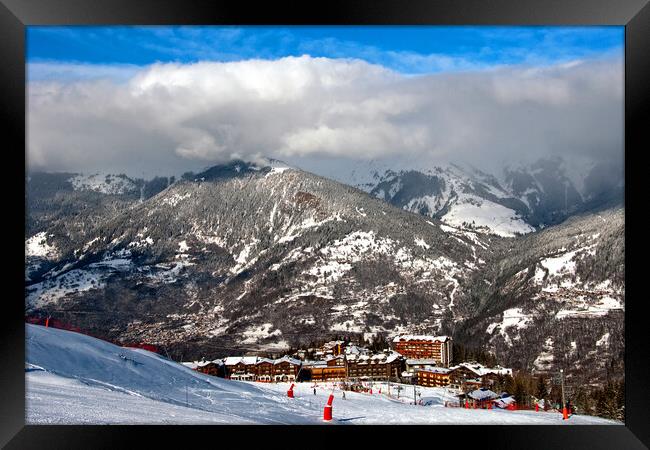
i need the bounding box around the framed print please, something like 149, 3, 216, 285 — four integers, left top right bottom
2, 0, 649, 448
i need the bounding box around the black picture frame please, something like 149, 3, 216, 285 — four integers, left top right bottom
2, 0, 648, 448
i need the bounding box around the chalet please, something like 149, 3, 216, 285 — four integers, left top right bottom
416, 367, 452, 387
273, 356, 301, 382
493, 393, 516, 409
181, 359, 225, 377
196, 359, 224, 377
224, 356, 258, 381
446, 362, 513, 391
305, 355, 347, 381
391, 335, 452, 366
447, 364, 483, 391
401, 370, 416, 384
345, 352, 404, 381
457, 362, 512, 377
255, 358, 275, 382
405, 358, 439, 374
457, 388, 499, 408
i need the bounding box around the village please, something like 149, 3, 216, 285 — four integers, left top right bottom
181, 334, 565, 414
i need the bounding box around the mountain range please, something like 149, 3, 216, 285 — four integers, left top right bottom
25, 157, 624, 388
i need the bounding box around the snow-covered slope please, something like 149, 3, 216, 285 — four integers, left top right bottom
360, 164, 534, 238
320, 156, 622, 237
456, 208, 624, 386
25, 160, 624, 389
26, 161, 487, 356
26, 324, 619, 425
69, 173, 139, 195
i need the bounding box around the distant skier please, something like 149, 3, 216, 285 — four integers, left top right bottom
313, 388, 316, 395
342, 391, 346, 400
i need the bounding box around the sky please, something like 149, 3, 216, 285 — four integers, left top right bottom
26, 26, 624, 178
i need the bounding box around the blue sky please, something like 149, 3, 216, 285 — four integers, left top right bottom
27, 26, 623, 79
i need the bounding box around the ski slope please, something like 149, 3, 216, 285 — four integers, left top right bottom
25, 325, 620, 425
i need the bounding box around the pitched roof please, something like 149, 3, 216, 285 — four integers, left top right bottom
223, 356, 243, 365
256, 357, 275, 365
241, 356, 259, 365
273, 355, 301, 365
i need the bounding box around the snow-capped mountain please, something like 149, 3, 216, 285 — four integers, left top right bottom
25, 159, 624, 387
25, 160, 493, 355
313, 156, 623, 238
454, 207, 624, 387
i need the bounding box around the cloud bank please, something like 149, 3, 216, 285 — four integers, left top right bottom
27, 55, 623, 177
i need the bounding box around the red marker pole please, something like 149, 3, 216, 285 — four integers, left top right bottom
287, 383, 295, 398
323, 393, 334, 421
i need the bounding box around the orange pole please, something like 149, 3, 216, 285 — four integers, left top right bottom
323, 393, 334, 421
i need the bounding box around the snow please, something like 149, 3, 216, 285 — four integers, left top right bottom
414, 238, 430, 249
488, 308, 532, 345
161, 192, 191, 207
265, 166, 290, 178
539, 251, 578, 277
241, 323, 282, 344
69, 173, 137, 195
276, 216, 335, 244
533, 338, 555, 371
26, 268, 106, 308
596, 333, 610, 348
147, 260, 195, 284
442, 195, 534, 238
26, 325, 620, 425
392, 335, 450, 343
25, 232, 58, 259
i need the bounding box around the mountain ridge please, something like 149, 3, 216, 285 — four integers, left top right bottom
25, 159, 624, 387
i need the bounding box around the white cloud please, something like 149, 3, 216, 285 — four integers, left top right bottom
27, 55, 623, 177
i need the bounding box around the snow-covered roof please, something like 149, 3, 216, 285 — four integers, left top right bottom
406, 358, 439, 365
392, 335, 450, 343
344, 345, 369, 355
384, 352, 402, 363
274, 356, 301, 365
181, 362, 198, 370
467, 388, 499, 401
224, 356, 243, 365
494, 395, 516, 407
418, 367, 451, 374
196, 359, 223, 367
455, 362, 512, 377
347, 351, 402, 364
241, 356, 258, 365
256, 357, 275, 365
